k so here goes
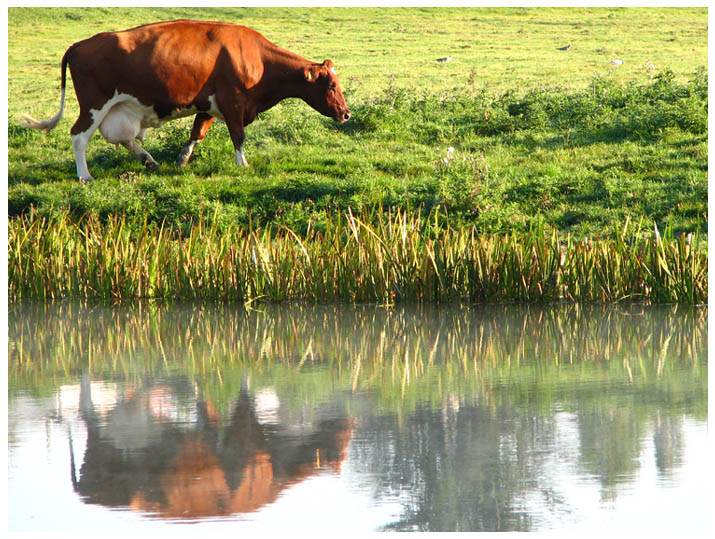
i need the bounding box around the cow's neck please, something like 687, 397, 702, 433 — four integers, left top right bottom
258, 45, 315, 107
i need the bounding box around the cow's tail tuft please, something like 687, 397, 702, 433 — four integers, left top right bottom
19, 48, 71, 134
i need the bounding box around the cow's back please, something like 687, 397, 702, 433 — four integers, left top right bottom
67, 20, 270, 107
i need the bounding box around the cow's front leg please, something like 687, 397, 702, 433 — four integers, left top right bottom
235, 144, 249, 167
217, 97, 250, 168
177, 113, 215, 167
225, 122, 248, 167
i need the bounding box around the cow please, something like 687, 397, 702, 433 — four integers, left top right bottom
20, 19, 351, 182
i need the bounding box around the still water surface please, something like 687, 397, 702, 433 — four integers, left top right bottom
7, 302, 708, 532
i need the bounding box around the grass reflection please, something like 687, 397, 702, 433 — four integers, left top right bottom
8, 302, 706, 416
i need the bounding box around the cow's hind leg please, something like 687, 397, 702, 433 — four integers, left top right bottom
71, 130, 96, 183
122, 140, 159, 171
71, 105, 105, 182
70, 88, 124, 182
177, 113, 215, 167
99, 103, 158, 171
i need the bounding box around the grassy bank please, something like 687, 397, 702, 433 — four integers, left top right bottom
8, 8, 708, 237
7, 7, 708, 303
8, 69, 708, 238
8, 209, 706, 304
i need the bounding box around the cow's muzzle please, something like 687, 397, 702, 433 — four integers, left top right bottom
337, 110, 351, 123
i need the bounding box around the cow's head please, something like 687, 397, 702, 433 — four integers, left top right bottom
303, 60, 351, 123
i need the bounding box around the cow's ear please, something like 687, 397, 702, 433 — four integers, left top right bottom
304, 66, 319, 82
323, 59, 337, 75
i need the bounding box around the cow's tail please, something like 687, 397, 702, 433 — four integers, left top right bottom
19, 48, 71, 134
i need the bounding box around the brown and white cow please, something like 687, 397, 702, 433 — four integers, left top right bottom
20, 19, 351, 182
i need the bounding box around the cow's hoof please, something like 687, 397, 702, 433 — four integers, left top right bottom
78, 176, 94, 184
176, 152, 190, 167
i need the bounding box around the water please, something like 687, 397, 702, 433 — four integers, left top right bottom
7, 301, 709, 533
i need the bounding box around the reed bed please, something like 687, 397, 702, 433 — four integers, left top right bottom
8, 210, 707, 304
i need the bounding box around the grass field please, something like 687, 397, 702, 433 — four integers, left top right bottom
8, 7, 708, 105
6, 7, 708, 302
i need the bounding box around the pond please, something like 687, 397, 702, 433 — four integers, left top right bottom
7, 301, 708, 533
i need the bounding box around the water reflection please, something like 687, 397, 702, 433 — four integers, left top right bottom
7, 302, 708, 532
66, 374, 352, 520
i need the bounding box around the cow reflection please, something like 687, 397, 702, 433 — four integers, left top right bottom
72, 376, 353, 519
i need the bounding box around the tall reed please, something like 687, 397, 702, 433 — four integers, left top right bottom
7, 209, 707, 304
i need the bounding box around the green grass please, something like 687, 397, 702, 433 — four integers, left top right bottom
8, 69, 708, 238
6, 7, 708, 303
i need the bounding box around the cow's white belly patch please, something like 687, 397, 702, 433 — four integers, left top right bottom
99, 102, 144, 144
94, 92, 203, 144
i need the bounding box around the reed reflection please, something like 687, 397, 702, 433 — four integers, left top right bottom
9, 301, 705, 382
